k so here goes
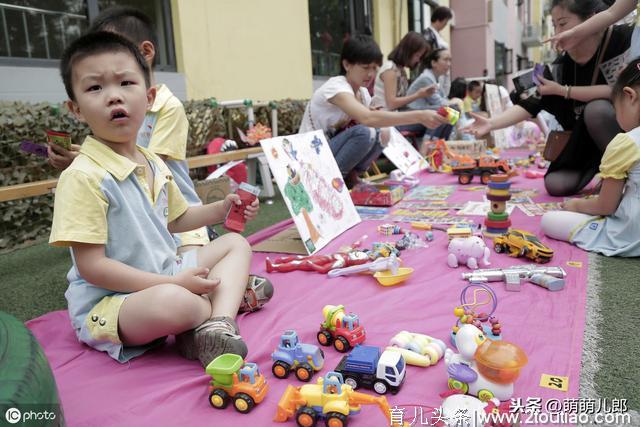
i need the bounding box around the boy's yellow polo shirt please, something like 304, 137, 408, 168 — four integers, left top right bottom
50, 135, 188, 266
137, 84, 209, 247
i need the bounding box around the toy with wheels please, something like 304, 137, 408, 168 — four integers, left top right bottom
206, 353, 268, 414
317, 305, 366, 353
271, 330, 324, 382
493, 229, 554, 263
444, 325, 527, 401
447, 236, 491, 270
273, 371, 410, 426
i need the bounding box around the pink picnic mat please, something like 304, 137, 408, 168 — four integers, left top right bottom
27, 160, 589, 427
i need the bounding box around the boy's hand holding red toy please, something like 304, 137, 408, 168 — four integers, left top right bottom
223, 183, 261, 232
223, 193, 260, 221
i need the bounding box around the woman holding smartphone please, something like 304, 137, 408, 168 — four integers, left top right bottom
466, 0, 630, 196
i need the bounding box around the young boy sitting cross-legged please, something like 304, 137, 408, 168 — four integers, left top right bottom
50, 31, 265, 367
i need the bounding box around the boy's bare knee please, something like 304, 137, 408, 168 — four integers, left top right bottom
149, 284, 209, 325
223, 232, 252, 256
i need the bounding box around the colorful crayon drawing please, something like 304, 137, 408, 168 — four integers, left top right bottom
457, 201, 516, 216
387, 209, 470, 224
517, 202, 563, 216
404, 185, 456, 201
395, 200, 465, 210
356, 206, 390, 220
510, 188, 538, 199
261, 130, 361, 254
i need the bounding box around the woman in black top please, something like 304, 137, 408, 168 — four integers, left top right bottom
467, 0, 630, 196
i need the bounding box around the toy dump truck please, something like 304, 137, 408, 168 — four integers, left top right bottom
317, 304, 366, 353
335, 345, 406, 395
205, 353, 268, 414
451, 156, 512, 185
274, 371, 409, 427
272, 330, 325, 382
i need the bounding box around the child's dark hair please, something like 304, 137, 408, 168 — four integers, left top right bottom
431, 6, 453, 23
612, 58, 640, 101
550, 0, 610, 20
88, 6, 158, 66
60, 31, 151, 101
467, 80, 482, 92
449, 77, 467, 99
388, 31, 430, 68
340, 34, 383, 75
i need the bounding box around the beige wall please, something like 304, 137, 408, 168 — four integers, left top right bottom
171, 0, 313, 101
373, 0, 451, 56
372, 0, 408, 57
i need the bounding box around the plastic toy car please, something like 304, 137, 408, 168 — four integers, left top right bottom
206, 354, 268, 414
493, 229, 553, 263
272, 330, 324, 382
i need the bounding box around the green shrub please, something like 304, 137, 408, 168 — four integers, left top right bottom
0, 98, 306, 252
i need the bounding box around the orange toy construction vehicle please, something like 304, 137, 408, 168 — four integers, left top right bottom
425, 140, 513, 184
206, 354, 268, 414
452, 155, 513, 185
274, 371, 409, 427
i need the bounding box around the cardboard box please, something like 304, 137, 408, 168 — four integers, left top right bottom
350, 183, 404, 206
194, 176, 231, 205
251, 224, 308, 255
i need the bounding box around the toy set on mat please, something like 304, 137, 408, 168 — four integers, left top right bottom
205, 296, 530, 425
207, 148, 566, 425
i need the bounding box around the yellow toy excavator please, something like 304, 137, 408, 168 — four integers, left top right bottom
273, 371, 409, 427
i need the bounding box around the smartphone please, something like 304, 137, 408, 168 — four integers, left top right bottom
512, 64, 552, 94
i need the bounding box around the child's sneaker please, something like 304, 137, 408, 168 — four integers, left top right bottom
176, 316, 247, 367
239, 275, 273, 313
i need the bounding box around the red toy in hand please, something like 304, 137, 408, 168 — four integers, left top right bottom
437, 106, 460, 125
224, 182, 260, 233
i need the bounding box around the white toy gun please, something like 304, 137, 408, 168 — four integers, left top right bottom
327, 255, 399, 278
461, 264, 567, 292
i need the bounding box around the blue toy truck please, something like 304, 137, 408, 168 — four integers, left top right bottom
334, 345, 406, 395
271, 330, 325, 382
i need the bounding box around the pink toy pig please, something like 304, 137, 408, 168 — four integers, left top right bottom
447, 236, 491, 270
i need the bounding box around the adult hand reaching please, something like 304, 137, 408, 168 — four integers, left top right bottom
416, 84, 438, 98
419, 110, 450, 128
545, 28, 579, 52
461, 112, 492, 137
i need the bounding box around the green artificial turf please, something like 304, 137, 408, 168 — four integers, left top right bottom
0, 191, 290, 322
593, 255, 640, 411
